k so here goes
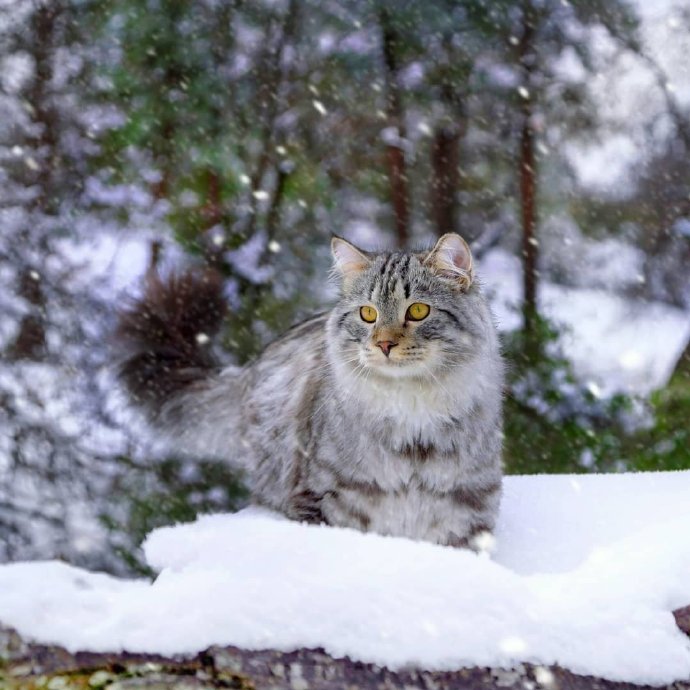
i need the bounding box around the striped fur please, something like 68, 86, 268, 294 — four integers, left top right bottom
117, 234, 504, 548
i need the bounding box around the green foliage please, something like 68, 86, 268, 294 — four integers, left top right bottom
503, 314, 690, 476
621, 370, 690, 471
503, 314, 633, 475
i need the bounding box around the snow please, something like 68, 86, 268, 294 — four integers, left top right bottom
1, 471, 689, 685
565, 0, 690, 192
480, 248, 690, 395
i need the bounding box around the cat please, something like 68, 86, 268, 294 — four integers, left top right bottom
117, 233, 504, 548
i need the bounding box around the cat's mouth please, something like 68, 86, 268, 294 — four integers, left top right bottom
362, 350, 427, 377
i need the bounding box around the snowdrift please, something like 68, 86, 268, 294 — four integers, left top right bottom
1, 471, 689, 685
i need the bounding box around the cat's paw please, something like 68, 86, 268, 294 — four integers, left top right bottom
288, 490, 326, 525
446, 526, 496, 553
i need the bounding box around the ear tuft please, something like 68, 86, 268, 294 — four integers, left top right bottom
423, 233, 474, 290
331, 237, 371, 280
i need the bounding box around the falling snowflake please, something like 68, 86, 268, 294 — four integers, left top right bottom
586, 381, 601, 398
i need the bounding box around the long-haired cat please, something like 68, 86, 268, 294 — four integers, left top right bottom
118, 233, 504, 548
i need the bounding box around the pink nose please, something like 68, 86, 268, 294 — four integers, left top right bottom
376, 340, 398, 357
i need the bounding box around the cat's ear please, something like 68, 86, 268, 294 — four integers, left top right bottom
423, 233, 474, 290
331, 236, 371, 281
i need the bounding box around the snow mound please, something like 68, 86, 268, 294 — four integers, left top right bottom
1, 471, 690, 685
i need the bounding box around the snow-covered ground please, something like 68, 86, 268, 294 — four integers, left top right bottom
1, 471, 689, 685
480, 248, 690, 395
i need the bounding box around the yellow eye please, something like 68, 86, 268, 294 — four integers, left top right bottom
359, 306, 378, 323
406, 303, 430, 321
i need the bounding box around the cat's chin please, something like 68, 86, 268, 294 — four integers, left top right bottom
365, 358, 428, 379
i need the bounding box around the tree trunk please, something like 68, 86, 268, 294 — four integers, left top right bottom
518, 5, 538, 340
28, 2, 61, 214
6, 270, 46, 361
430, 118, 462, 237
202, 167, 223, 230
671, 332, 690, 382
265, 162, 292, 241
519, 103, 537, 335
148, 240, 163, 274
380, 8, 410, 248
8, 2, 62, 361
244, 0, 299, 240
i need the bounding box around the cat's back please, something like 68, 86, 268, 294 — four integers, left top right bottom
250, 312, 329, 379
242, 312, 330, 432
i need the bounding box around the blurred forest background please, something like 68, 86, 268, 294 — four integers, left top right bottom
1, 0, 689, 575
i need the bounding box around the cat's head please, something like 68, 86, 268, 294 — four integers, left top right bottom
328, 233, 492, 379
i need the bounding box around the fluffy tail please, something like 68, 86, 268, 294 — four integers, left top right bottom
116, 269, 230, 435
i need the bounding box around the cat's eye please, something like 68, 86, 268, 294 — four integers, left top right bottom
406, 303, 430, 321
360, 306, 378, 323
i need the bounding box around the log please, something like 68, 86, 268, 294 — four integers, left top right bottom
1, 621, 689, 690
676, 605, 690, 636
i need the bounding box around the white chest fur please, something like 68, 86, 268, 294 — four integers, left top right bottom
340, 360, 488, 441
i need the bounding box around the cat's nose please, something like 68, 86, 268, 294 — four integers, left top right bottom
376, 340, 398, 357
